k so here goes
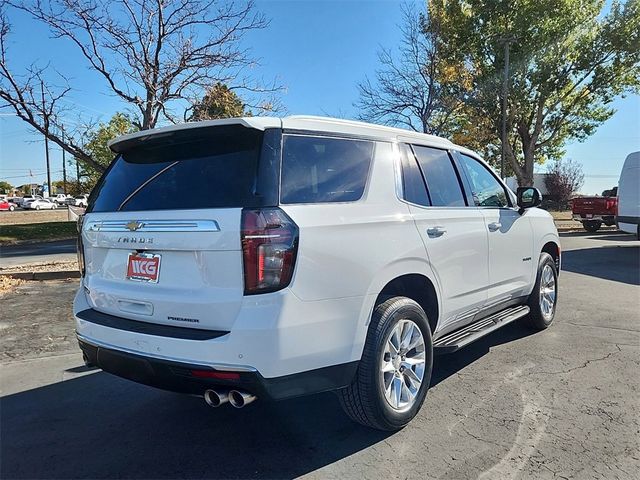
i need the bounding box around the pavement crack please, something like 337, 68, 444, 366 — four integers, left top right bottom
533, 345, 622, 376
567, 321, 640, 334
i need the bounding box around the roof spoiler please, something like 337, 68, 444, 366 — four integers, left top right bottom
108, 117, 281, 153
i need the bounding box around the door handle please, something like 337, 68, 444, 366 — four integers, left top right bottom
488, 222, 502, 232
426, 226, 446, 238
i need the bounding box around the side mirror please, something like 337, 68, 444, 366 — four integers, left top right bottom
517, 187, 542, 213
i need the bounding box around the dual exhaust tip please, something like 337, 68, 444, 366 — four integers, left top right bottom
204, 389, 256, 409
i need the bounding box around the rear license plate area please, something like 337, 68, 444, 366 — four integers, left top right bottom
126, 252, 161, 283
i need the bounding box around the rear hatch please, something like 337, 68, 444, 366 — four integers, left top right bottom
81, 124, 281, 331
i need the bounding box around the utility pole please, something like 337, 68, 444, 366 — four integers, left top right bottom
76, 158, 81, 192
61, 127, 67, 194
40, 81, 52, 197
500, 36, 515, 181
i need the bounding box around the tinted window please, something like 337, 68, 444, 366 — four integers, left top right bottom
89, 126, 278, 212
459, 154, 510, 207
400, 144, 430, 206
281, 135, 374, 204
412, 146, 466, 207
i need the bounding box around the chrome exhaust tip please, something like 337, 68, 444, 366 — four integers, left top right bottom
204, 389, 229, 408
228, 390, 257, 408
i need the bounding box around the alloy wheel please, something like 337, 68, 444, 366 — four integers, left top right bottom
380, 319, 426, 412
539, 263, 556, 319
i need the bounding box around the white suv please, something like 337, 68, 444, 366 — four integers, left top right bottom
74, 116, 560, 430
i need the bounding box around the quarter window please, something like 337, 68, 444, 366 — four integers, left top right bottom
280, 135, 374, 204
412, 146, 466, 207
459, 154, 510, 207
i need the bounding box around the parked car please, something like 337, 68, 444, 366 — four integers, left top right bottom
25, 198, 57, 210
14, 195, 43, 207
616, 151, 639, 239
50, 194, 71, 205
571, 190, 618, 232
66, 195, 89, 207
74, 116, 560, 431
0, 199, 16, 211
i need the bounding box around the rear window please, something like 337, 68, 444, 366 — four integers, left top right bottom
280, 135, 374, 204
88, 125, 279, 212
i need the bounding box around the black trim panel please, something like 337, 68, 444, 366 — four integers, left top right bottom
616, 215, 640, 225
78, 339, 359, 400
76, 308, 229, 341
282, 128, 386, 143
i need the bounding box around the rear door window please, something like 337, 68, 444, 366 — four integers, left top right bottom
411, 145, 466, 207
400, 144, 430, 206
88, 126, 279, 212
280, 135, 374, 204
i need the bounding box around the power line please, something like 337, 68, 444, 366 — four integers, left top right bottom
1, 170, 64, 180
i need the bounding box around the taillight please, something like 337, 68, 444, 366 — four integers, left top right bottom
77, 215, 85, 277
241, 208, 299, 294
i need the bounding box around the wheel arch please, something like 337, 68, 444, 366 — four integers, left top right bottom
541, 240, 561, 273
374, 273, 439, 335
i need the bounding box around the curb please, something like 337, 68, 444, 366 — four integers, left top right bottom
0, 270, 80, 280
556, 226, 618, 233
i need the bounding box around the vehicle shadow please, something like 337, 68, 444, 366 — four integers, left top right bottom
558, 230, 620, 238
561, 245, 639, 285
585, 233, 638, 242
431, 320, 537, 387
0, 320, 539, 480
0, 371, 389, 479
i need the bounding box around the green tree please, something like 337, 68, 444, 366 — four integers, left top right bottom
78, 113, 138, 189
188, 83, 249, 121
0, 180, 12, 194
432, 0, 640, 185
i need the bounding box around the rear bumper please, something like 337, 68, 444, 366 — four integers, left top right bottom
572, 214, 615, 224
78, 335, 357, 400
74, 283, 369, 398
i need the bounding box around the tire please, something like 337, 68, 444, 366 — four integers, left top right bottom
9, 205, 14, 211
525, 253, 558, 330
583, 220, 601, 232
52, 204, 57, 210
35, 205, 40, 210
338, 296, 433, 431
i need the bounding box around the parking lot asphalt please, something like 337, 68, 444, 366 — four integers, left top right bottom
0, 239, 77, 268
1, 232, 638, 479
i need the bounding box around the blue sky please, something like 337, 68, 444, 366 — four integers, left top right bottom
1, 0, 638, 194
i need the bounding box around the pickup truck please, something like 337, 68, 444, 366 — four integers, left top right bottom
14, 195, 43, 207
571, 188, 617, 232
65, 194, 89, 208
50, 194, 71, 205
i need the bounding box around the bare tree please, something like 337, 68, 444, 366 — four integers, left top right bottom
0, 10, 101, 170
544, 158, 585, 210
1, 0, 279, 172
356, 3, 462, 135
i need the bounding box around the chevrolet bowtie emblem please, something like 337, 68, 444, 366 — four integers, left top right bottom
126, 221, 144, 231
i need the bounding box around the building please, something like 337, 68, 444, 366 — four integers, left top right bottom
505, 173, 550, 195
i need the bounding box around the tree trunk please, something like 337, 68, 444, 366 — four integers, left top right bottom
520, 142, 536, 187
505, 140, 529, 186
